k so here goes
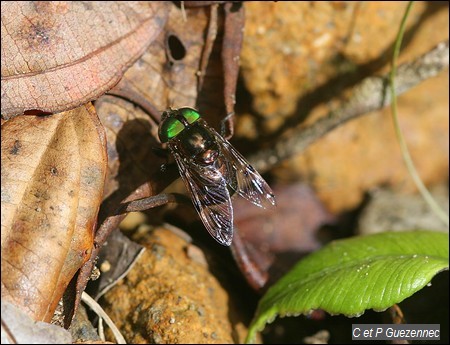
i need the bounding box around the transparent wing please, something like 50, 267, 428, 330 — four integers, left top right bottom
171, 149, 234, 246
211, 128, 276, 209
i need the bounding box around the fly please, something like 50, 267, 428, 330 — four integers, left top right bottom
158, 107, 276, 246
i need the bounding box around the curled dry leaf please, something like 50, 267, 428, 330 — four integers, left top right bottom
221, 2, 245, 136
1, 1, 170, 118
1, 104, 107, 322
196, 4, 233, 132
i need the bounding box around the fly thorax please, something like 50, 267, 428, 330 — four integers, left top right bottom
188, 131, 207, 150
179, 125, 215, 158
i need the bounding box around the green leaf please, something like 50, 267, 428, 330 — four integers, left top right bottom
246, 231, 449, 343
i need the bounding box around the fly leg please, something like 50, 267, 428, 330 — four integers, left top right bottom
116, 193, 191, 214
220, 111, 235, 140
152, 147, 174, 172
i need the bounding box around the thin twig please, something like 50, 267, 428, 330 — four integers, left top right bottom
81, 292, 126, 344
249, 40, 449, 173
390, 2, 449, 226
98, 317, 105, 342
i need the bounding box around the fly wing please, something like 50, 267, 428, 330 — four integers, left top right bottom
170, 148, 234, 246
211, 128, 276, 209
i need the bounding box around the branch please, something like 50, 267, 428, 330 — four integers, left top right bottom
81, 292, 126, 344
249, 40, 449, 173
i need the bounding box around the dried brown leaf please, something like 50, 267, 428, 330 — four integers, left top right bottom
111, 5, 210, 116
1, 1, 170, 118
233, 183, 335, 289
221, 2, 245, 136
1, 104, 107, 321
96, 96, 174, 208
235, 183, 333, 253
93, 229, 145, 300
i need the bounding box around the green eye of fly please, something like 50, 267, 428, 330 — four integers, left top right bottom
180, 108, 200, 124
159, 117, 184, 143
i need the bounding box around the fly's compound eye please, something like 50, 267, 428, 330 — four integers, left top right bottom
159, 117, 184, 143
180, 108, 200, 124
